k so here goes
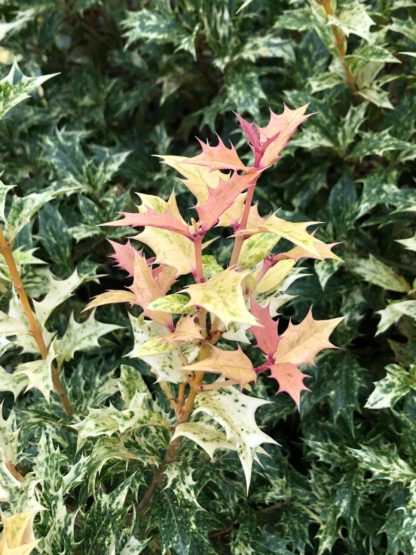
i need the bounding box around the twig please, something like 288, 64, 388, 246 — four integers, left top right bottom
0, 227, 73, 416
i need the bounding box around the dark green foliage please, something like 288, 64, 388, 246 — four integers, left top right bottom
0, 0, 415, 553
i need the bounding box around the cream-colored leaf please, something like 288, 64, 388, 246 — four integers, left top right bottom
147, 293, 192, 314
163, 316, 204, 343
136, 227, 195, 276
189, 386, 276, 490
274, 311, 344, 367
183, 346, 256, 387
128, 315, 189, 383
158, 155, 230, 203
257, 215, 319, 256
238, 232, 279, 269
55, 311, 120, 362
0, 511, 38, 555
33, 270, 87, 327
183, 268, 257, 328
85, 290, 136, 311
172, 422, 234, 459
255, 259, 296, 294
14, 341, 58, 401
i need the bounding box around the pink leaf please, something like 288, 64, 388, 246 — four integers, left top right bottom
196, 170, 262, 232
129, 251, 173, 327
249, 298, 280, 356
184, 135, 250, 171
104, 209, 193, 239
108, 240, 136, 277
270, 362, 310, 407
235, 105, 311, 167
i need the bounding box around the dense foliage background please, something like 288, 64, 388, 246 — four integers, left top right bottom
0, 0, 415, 553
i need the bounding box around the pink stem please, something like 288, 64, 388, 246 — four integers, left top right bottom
229, 183, 256, 267
254, 362, 271, 374
193, 235, 204, 283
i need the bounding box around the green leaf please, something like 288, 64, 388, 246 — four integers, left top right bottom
377, 300, 416, 334
55, 311, 120, 363
0, 62, 56, 119
366, 364, 416, 409
351, 255, 410, 292
174, 386, 276, 490
123, 9, 195, 56
38, 203, 72, 274
153, 489, 213, 555
82, 480, 132, 555
238, 232, 279, 269
328, 1, 375, 41
148, 293, 192, 314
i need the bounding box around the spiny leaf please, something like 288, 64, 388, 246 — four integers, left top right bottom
0, 62, 56, 119
249, 298, 280, 356
245, 214, 320, 257
183, 268, 257, 328
55, 311, 120, 363
183, 346, 256, 388
270, 363, 311, 408
0, 511, 38, 555
163, 316, 203, 343
366, 364, 416, 410
237, 104, 310, 166
274, 311, 343, 367
195, 171, 262, 232
184, 135, 249, 171
177, 386, 276, 490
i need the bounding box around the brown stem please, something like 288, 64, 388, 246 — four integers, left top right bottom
319, 0, 356, 91
0, 227, 73, 416
6, 461, 24, 482
138, 371, 205, 515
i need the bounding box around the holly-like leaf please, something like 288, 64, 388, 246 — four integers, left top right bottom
0, 62, 56, 119
0, 511, 38, 555
237, 104, 310, 167
249, 298, 280, 356
183, 268, 257, 328
159, 155, 229, 203
33, 269, 91, 328
55, 311, 120, 363
174, 385, 276, 489
184, 136, 249, 171
13, 340, 58, 401
274, 311, 343, 367
376, 301, 416, 335
105, 207, 192, 238
171, 421, 234, 458
163, 316, 204, 344
270, 363, 311, 408
72, 394, 169, 448
365, 364, 416, 410
195, 171, 261, 232
108, 240, 137, 276
128, 315, 190, 383
245, 215, 320, 256
183, 346, 256, 387
127, 250, 173, 326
